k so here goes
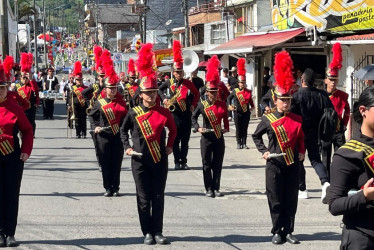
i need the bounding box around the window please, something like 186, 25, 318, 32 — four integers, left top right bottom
210, 23, 226, 45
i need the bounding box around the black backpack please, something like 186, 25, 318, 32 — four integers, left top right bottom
319, 107, 338, 142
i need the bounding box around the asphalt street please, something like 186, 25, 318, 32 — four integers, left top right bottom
14, 100, 342, 249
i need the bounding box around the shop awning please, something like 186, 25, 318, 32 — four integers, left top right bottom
333, 33, 374, 44
205, 28, 305, 55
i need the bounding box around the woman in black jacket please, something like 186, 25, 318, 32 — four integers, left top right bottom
329, 86, 374, 249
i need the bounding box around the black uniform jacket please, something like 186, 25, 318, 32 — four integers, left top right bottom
329, 133, 374, 237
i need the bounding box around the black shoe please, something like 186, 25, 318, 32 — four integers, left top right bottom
206, 190, 215, 198
113, 191, 120, 197
144, 233, 155, 245
49, 116, 54, 120
76, 135, 81, 139
243, 144, 250, 149
237, 144, 241, 149
174, 163, 181, 170
83, 134, 86, 139
6, 236, 17, 247
104, 190, 113, 197
181, 163, 189, 170
154, 233, 168, 244
214, 190, 224, 197
272, 234, 283, 244
0, 235, 5, 247
285, 234, 299, 244
98, 165, 102, 172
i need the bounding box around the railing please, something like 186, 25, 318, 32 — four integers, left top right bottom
188, 0, 225, 15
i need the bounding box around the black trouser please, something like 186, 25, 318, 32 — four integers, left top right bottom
67, 108, 73, 129
132, 158, 168, 236
172, 113, 191, 164
90, 127, 101, 167
25, 107, 36, 136
234, 111, 250, 145
304, 128, 329, 185
0, 149, 24, 237
96, 133, 123, 191
42, 99, 55, 118
321, 131, 346, 177
266, 160, 298, 235
298, 161, 306, 191
201, 135, 225, 191
341, 225, 374, 250
74, 103, 87, 137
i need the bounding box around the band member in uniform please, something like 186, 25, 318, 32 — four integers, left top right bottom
192, 55, 229, 198
227, 58, 255, 149
322, 43, 350, 176
329, 86, 374, 249
42, 67, 59, 119
118, 72, 126, 96
64, 73, 75, 129
125, 58, 139, 108
121, 43, 176, 245
0, 64, 34, 247
84, 47, 107, 171
158, 40, 199, 170
88, 59, 127, 197
252, 51, 305, 245
71, 61, 88, 138
2, 56, 28, 111
16, 53, 39, 136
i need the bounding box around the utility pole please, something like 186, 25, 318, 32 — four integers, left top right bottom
33, 0, 38, 71
95, 0, 99, 45
43, 0, 47, 68
182, 0, 190, 47
15, 0, 20, 62
142, 0, 147, 43
2, 0, 9, 56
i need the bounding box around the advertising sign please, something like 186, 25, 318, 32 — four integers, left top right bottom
154, 48, 173, 67
272, 0, 374, 32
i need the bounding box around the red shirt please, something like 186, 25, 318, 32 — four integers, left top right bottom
329, 89, 350, 127
0, 97, 34, 156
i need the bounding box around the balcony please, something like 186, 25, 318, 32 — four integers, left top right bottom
188, 0, 225, 15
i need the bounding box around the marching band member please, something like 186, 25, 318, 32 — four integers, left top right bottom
329, 86, 374, 249
118, 72, 126, 96
71, 61, 88, 138
191, 55, 229, 198
125, 58, 139, 108
83, 46, 107, 171
3, 56, 28, 111
88, 58, 127, 197
227, 58, 255, 149
0, 63, 34, 247
64, 73, 75, 129
16, 53, 39, 136
252, 51, 305, 245
121, 43, 176, 245
158, 40, 199, 170
42, 67, 59, 119
322, 43, 350, 176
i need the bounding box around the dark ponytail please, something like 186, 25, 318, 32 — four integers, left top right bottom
353, 86, 374, 124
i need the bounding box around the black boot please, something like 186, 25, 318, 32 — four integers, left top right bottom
237, 138, 242, 149
243, 137, 249, 149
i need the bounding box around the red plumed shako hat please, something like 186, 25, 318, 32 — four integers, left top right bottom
0, 59, 7, 86
205, 55, 220, 91
102, 49, 119, 87
137, 43, 158, 91
173, 40, 183, 71
326, 43, 342, 79
237, 58, 246, 82
3, 55, 14, 82
273, 51, 294, 98
73, 61, 83, 79
127, 58, 136, 77
20, 52, 33, 74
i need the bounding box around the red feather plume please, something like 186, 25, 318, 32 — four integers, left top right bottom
73, 61, 82, 77
93, 46, 103, 71
101, 49, 118, 84
20, 52, 33, 73
206, 55, 220, 85
329, 42, 342, 70
173, 40, 183, 64
237, 58, 246, 76
136, 43, 155, 80
3, 56, 14, 80
273, 51, 294, 93
127, 58, 135, 75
